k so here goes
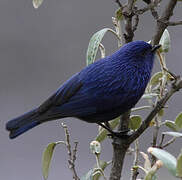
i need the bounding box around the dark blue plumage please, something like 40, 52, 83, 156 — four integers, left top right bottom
6, 41, 160, 139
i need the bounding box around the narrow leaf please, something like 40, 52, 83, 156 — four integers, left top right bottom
150, 71, 172, 86
159, 29, 171, 53
176, 150, 182, 177
129, 115, 142, 130
95, 117, 120, 142
81, 169, 93, 180
140, 152, 151, 171
93, 161, 108, 180
158, 108, 164, 117
86, 28, 112, 66
175, 112, 182, 130
150, 72, 162, 86
148, 147, 177, 176
33, 0, 43, 9
162, 132, 182, 138
165, 120, 178, 131
144, 171, 157, 180
81, 161, 108, 180
42, 142, 57, 180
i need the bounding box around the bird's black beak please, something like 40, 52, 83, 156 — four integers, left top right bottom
151, 44, 161, 52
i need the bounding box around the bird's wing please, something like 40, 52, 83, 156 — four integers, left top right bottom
37, 73, 82, 114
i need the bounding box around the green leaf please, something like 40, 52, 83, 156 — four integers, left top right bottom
95, 117, 120, 142
81, 169, 93, 180
93, 161, 108, 180
175, 112, 182, 130
158, 108, 164, 117
145, 171, 157, 180
86, 28, 111, 66
148, 147, 177, 176
42, 142, 57, 180
81, 161, 108, 180
140, 152, 151, 171
150, 71, 173, 87
150, 72, 162, 86
129, 115, 142, 130
176, 150, 182, 177
165, 120, 178, 131
115, 8, 123, 21
159, 29, 171, 53
162, 132, 182, 138
32, 0, 43, 9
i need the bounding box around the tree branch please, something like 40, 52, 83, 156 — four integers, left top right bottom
123, 0, 135, 43
128, 77, 182, 143
162, 137, 176, 148
167, 21, 182, 26
132, 13, 139, 32
136, 1, 160, 15
115, 0, 123, 9
152, 0, 178, 45
130, 139, 139, 180
109, 110, 131, 180
109, 138, 130, 180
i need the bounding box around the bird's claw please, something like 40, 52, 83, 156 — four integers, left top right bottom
107, 129, 132, 139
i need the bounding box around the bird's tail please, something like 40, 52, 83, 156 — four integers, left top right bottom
6, 108, 44, 139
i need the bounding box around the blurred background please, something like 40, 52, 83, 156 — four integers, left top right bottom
0, 0, 181, 179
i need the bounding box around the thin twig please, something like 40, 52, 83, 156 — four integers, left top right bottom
136, 1, 160, 15
152, 117, 160, 147
123, 0, 135, 43
128, 0, 135, 11
112, 17, 123, 47
72, 142, 78, 165
132, 13, 139, 32
159, 134, 165, 148
162, 137, 176, 148
152, 95, 161, 149
61, 123, 80, 180
130, 139, 139, 180
151, 116, 159, 165
132, 106, 151, 112
152, 0, 178, 45
150, 0, 160, 20
115, 0, 123, 9
167, 21, 182, 26
95, 154, 107, 180
142, 0, 151, 4
99, 43, 106, 58
159, 134, 177, 149
108, 28, 122, 42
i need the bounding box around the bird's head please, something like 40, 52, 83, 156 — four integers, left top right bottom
122, 40, 161, 63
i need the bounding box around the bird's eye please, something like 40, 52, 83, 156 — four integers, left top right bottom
140, 50, 147, 57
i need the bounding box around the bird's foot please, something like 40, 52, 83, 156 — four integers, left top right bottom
107, 129, 132, 139
97, 122, 132, 139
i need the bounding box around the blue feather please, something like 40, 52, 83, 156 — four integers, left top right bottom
6, 41, 160, 138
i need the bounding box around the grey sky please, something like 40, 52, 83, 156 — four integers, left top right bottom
0, 0, 182, 180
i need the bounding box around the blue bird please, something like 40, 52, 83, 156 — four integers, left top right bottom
6, 41, 161, 139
